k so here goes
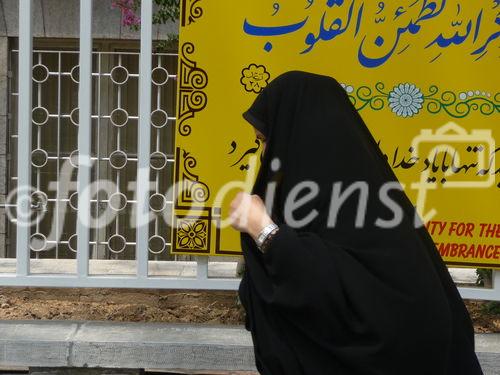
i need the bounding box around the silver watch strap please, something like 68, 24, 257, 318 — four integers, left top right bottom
256, 223, 279, 248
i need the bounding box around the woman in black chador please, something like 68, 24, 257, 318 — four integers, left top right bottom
229, 71, 483, 375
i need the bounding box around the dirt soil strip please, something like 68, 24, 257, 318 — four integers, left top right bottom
0, 287, 498, 332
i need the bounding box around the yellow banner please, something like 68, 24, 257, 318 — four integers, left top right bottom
172, 0, 499, 268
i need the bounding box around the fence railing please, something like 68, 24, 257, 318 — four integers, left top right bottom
0, 0, 240, 290
0, 0, 498, 300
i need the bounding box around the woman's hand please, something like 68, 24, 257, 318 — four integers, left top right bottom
229, 192, 274, 241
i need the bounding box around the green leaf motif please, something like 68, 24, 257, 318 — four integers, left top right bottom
348, 82, 499, 119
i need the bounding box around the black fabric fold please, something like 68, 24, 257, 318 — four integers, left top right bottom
243, 109, 268, 137
238, 71, 482, 375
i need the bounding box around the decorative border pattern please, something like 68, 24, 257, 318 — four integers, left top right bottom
181, 0, 203, 27
174, 215, 210, 252
238, 64, 499, 119
172, 147, 210, 254
172, 147, 241, 255
174, 37, 239, 254
344, 82, 499, 118
175, 147, 210, 205
177, 42, 208, 136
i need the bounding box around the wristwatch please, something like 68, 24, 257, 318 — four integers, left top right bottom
255, 223, 279, 251
259, 227, 279, 253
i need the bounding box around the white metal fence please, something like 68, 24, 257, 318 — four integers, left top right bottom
0, 0, 498, 300
0, 0, 240, 290
8, 48, 177, 258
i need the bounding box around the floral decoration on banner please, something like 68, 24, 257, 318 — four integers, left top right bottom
176, 219, 208, 250
241, 64, 271, 94
340, 82, 499, 118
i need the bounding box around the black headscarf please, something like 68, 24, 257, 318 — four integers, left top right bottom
238, 71, 483, 375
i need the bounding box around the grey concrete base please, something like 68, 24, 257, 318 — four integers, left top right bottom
0, 259, 478, 283
478, 353, 500, 375
0, 320, 255, 372
476, 334, 500, 374
0, 259, 239, 278
29, 368, 143, 375
0, 320, 498, 374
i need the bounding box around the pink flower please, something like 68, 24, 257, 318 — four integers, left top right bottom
111, 0, 141, 27
123, 9, 141, 26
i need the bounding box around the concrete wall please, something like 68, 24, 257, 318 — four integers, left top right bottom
0, 0, 179, 39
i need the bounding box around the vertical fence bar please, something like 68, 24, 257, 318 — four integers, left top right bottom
136, 0, 153, 278
493, 270, 500, 299
197, 257, 209, 281
76, 0, 93, 277
16, 0, 33, 276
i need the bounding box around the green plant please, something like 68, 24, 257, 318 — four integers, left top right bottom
476, 268, 493, 287
480, 301, 500, 315
152, 0, 180, 24
112, 0, 180, 52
